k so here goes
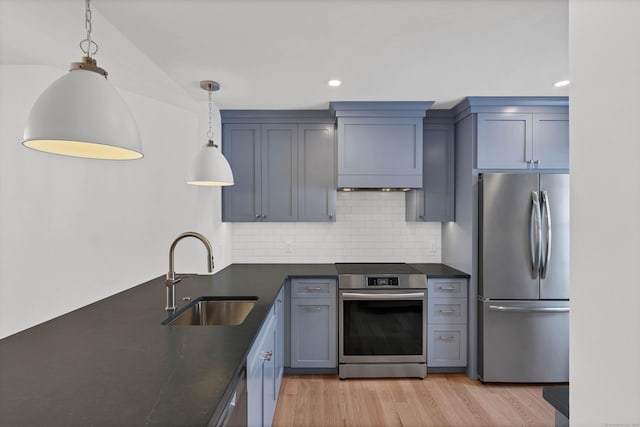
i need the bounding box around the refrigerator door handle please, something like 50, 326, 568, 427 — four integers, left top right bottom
540, 190, 552, 279
488, 305, 569, 313
529, 191, 542, 278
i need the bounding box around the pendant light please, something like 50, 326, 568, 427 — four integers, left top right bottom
21, 0, 143, 160
187, 80, 234, 186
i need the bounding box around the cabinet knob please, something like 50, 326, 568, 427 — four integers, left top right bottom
261, 214, 267, 219
255, 214, 261, 219
329, 213, 333, 219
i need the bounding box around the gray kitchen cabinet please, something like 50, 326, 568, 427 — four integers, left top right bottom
329, 101, 433, 189
222, 123, 297, 221
247, 287, 285, 427
297, 124, 336, 221
476, 112, 568, 170
247, 306, 277, 427
406, 110, 455, 222
451, 97, 569, 171
221, 111, 336, 222
532, 113, 570, 169
290, 278, 337, 369
274, 286, 285, 398
427, 278, 468, 368
221, 123, 261, 222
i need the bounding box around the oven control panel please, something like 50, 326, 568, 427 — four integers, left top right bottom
367, 276, 399, 287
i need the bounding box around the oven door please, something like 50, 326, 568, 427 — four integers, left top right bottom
339, 289, 427, 364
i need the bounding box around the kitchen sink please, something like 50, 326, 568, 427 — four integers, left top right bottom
163, 296, 258, 326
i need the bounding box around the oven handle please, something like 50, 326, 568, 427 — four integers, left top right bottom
341, 292, 425, 300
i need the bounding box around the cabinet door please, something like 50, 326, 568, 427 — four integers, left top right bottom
274, 287, 285, 398
409, 122, 455, 221
247, 312, 274, 427
476, 113, 532, 169
427, 324, 468, 367
222, 124, 262, 221
262, 325, 277, 427
298, 124, 336, 221
532, 113, 569, 169
290, 298, 337, 368
261, 124, 298, 221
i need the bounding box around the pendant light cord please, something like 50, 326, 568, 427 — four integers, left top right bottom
80, 0, 99, 57
207, 89, 218, 148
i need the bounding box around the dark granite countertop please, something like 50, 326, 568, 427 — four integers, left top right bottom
0, 262, 463, 426
411, 263, 470, 278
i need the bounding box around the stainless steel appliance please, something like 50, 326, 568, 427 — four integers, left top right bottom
336, 263, 427, 379
478, 173, 569, 383
214, 367, 247, 427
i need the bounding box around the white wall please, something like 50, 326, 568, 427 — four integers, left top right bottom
0, 65, 229, 338
569, 0, 640, 424
232, 192, 441, 263
0, 4, 232, 338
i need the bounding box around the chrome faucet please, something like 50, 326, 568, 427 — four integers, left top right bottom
165, 231, 214, 311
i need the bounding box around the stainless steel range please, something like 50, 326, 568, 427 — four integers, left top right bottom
336, 263, 427, 379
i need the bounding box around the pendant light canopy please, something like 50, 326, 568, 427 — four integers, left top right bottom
21, 0, 143, 160
187, 80, 234, 186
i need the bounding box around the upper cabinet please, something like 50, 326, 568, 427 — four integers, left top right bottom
406, 110, 455, 222
329, 101, 433, 189
221, 111, 335, 222
221, 123, 298, 221
298, 124, 336, 221
453, 97, 569, 171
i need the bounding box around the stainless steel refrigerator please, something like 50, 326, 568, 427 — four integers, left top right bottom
478, 173, 569, 383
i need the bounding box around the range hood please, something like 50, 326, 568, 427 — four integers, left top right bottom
329, 101, 433, 190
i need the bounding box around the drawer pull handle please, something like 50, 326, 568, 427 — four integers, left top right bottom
439, 335, 455, 341
439, 309, 455, 313
305, 287, 322, 291
439, 286, 457, 291
305, 307, 322, 311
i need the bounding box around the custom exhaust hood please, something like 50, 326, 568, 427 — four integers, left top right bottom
329, 101, 434, 191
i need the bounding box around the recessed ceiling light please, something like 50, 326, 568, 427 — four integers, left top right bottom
554, 80, 570, 88
328, 79, 342, 87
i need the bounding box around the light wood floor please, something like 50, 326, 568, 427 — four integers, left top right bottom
273, 374, 555, 427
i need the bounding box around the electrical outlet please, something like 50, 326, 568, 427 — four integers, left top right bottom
284, 240, 293, 254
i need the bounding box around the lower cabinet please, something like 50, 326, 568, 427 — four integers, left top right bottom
427, 278, 468, 368
247, 287, 284, 427
274, 286, 285, 397
290, 278, 337, 369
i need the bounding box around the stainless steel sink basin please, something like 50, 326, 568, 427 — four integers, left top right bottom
163, 296, 258, 326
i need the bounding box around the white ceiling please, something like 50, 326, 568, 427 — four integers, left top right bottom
1, 0, 569, 110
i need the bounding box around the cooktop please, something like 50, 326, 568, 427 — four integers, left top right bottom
334, 262, 423, 276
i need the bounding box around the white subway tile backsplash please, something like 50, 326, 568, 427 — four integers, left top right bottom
231, 192, 441, 263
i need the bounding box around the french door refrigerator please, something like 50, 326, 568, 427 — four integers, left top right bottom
478, 173, 569, 383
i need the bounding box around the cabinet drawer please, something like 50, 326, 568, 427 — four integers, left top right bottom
428, 278, 467, 298
428, 297, 468, 324
291, 278, 336, 298
427, 324, 467, 367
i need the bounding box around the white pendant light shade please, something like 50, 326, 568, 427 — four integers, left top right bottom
187, 143, 234, 186
22, 68, 143, 160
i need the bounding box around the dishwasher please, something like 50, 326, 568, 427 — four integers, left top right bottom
213, 367, 247, 427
